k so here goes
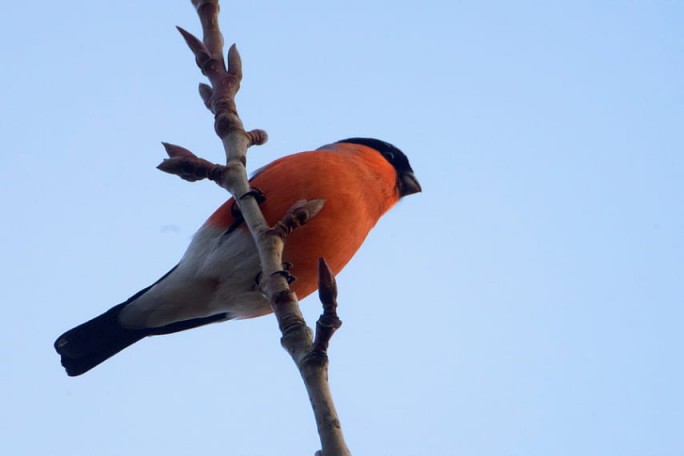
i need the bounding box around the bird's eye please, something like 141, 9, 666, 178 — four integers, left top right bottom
385, 151, 395, 161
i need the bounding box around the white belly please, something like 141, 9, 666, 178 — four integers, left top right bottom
119, 224, 271, 329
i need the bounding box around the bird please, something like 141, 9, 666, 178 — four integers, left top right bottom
54, 137, 421, 376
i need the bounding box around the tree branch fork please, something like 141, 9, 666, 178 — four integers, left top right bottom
156, 1, 351, 454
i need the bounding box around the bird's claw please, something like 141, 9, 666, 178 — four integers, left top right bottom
239, 187, 266, 203
272, 269, 296, 284
254, 263, 296, 288
231, 186, 266, 219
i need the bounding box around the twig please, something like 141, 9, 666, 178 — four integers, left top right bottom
268, 258, 346, 456
157, 2, 351, 454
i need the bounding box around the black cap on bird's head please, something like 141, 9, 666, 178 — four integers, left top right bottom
336, 137, 422, 197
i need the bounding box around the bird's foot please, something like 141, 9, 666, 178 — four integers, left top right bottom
271, 268, 296, 285
231, 186, 266, 219
254, 262, 296, 289
239, 187, 266, 203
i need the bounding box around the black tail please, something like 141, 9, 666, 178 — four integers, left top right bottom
55, 265, 232, 376
54, 268, 182, 377
55, 302, 230, 377
54, 303, 148, 376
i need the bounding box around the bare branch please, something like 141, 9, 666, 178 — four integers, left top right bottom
270, 258, 348, 456
268, 200, 326, 239
312, 258, 343, 356
162, 2, 352, 454
192, 0, 225, 62
157, 143, 225, 183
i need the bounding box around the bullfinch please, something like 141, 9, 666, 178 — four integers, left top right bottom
55, 137, 421, 376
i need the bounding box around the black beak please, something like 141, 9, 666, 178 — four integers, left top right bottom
399, 171, 422, 197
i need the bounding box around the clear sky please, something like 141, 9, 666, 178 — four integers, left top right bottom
1, 1, 682, 455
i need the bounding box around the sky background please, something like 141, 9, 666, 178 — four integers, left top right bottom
1, 1, 682, 455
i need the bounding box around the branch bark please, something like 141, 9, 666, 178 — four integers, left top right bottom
157, 2, 351, 454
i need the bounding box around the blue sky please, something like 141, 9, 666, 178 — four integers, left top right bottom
1, 1, 682, 455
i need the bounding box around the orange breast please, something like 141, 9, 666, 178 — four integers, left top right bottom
206, 145, 400, 300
